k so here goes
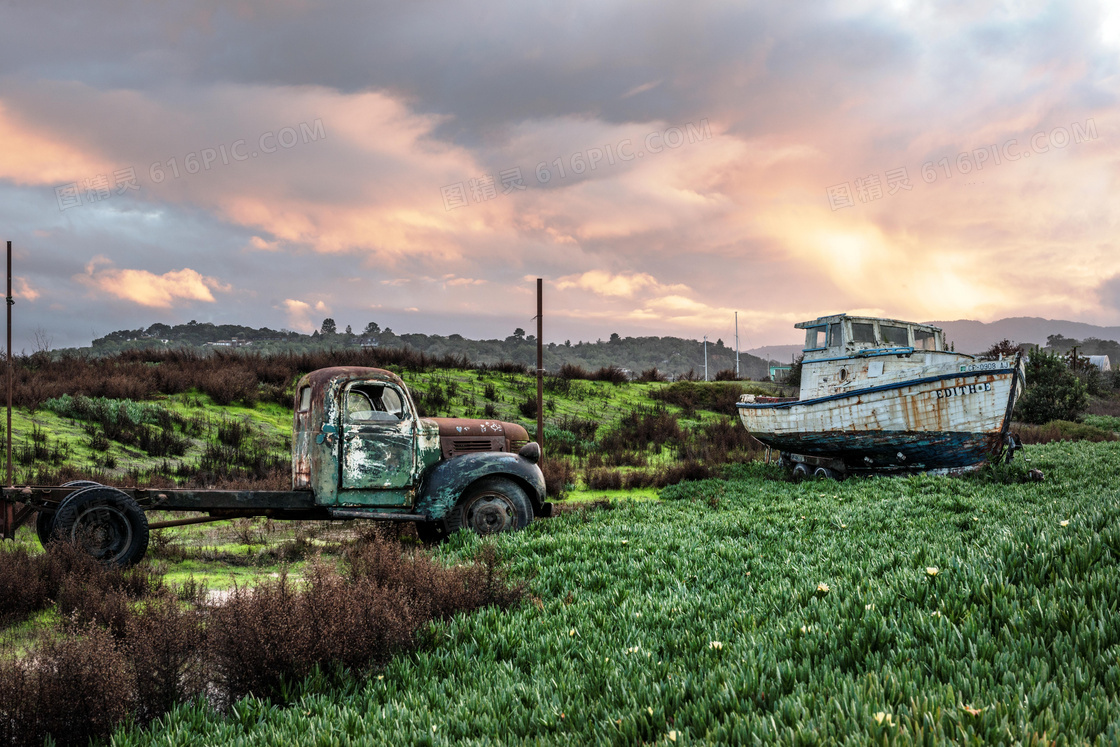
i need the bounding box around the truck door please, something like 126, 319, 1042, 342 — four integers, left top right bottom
339, 381, 416, 494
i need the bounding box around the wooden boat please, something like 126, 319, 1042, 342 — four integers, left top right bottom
737, 314, 1025, 477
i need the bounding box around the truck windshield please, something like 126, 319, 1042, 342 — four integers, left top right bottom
346, 385, 408, 422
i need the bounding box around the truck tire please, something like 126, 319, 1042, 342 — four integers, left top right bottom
37, 480, 104, 548
52, 486, 149, 567
446, 477, 533, 535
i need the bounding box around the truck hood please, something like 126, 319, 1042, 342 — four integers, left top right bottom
428, 418, 530, 441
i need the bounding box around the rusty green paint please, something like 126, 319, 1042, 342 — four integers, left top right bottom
414, 452, 546, 521
292, 366, 546, 519
416, 419, 443, 471
294, 367, 419, 507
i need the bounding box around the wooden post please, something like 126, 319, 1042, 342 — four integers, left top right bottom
3, 241, 11, 538
536, 278, 544, 455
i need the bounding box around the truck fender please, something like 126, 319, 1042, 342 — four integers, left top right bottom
415, 452, 547, 521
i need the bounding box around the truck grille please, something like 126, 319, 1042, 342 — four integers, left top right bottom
442, 437, 504, 457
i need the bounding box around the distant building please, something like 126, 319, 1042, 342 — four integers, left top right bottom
769, 364, 792, 382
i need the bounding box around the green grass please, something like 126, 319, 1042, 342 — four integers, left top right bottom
1084, 414, 1120, 433
5, 370, 767, 490
112, 440, 1120, 745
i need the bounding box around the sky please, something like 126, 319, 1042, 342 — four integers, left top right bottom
0, 0, 1117, 351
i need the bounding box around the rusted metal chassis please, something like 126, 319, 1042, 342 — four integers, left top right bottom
0, 487, 427, 532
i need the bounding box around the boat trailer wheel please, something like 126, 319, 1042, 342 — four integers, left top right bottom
791, 463, 811, 482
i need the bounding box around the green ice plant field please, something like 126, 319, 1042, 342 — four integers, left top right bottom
115, 440, 1120, 745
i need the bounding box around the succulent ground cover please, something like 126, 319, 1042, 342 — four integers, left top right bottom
103, 440, 1120, 745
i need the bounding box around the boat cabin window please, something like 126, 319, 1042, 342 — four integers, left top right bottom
851, 322, 876, 344
828, 323, 843, 347
880, 324, 909, 347
914, 329, 938, 350
804, 327, 825, 350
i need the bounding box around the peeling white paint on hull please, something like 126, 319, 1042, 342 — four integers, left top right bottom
738, 359, 1025, 472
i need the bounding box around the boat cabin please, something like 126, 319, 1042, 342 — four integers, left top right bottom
795, 314, 966, 399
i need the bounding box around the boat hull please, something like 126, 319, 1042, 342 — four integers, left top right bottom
737, 361, 1024, 473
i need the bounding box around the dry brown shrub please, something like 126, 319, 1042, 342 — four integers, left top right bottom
206, 538, 523, 703
541, 457, 575, 498
124, 597, 206, 723
0, 626, 132, 747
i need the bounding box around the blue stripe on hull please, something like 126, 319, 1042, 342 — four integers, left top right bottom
753, 430, 999, 471
736, 367, 1017, 410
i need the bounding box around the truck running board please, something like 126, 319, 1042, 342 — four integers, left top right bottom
328, 508, 429, 522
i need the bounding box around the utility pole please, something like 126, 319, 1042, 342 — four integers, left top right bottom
3, 241, 12, 539
535, 278, 544, 454
734, 312, 739, 379
703, 335, 708, 382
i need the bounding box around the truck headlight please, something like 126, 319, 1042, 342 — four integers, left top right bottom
518, 442, 541, 464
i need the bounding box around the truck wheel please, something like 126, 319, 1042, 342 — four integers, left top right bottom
37, 480, 103, 547
791, 463, 811, 482
52, 486, 149, 567
447, 477, 532, 535
414, 520, 450, 543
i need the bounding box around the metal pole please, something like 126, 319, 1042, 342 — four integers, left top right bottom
735, 312, 739, 379
703, 335, 708, 381
3, 241, 11, 538
535, 278, 544, 454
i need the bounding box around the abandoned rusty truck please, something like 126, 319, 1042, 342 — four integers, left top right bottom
0, 367, 552, 565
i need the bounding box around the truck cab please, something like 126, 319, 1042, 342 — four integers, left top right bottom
293, 367, 549, 535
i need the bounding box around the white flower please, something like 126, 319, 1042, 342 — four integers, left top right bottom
708, 640, 723, 650
926, 567, 939, 577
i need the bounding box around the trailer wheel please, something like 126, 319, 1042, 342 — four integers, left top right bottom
812, 467, 836, 480
791, 463, 811, 482
447, 477, 532, 535
52, 486, 149, 567
35, 510, 56, 547
36, 480, 104, 547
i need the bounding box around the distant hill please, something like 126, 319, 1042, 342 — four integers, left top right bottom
80, 322, 772, 380
747, 344, 804, 363
930, 317, 1120, 354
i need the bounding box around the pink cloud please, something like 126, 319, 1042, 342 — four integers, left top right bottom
77, 258, 230, 308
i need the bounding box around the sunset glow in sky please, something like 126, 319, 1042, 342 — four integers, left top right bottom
1, 1, 1117, 349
